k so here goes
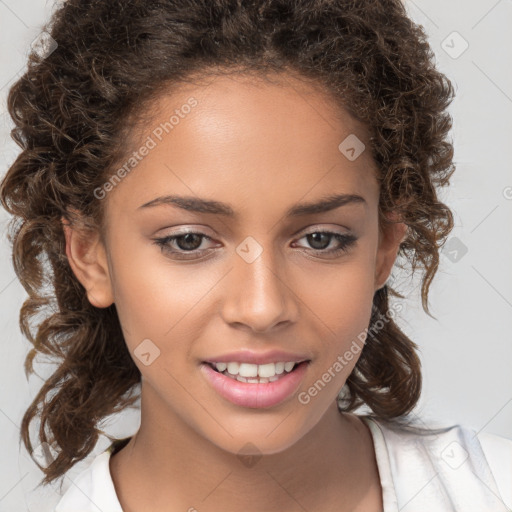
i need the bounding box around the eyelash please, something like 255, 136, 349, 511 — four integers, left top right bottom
152, 230, 357, 260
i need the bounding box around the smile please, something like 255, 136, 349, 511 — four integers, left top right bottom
200, 360, 310, 408
207, 361, 301, 382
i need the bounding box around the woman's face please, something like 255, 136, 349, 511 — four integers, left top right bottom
67, 72, 405, 455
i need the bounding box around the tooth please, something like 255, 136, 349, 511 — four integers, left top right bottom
269, 375, 279, 382
258, 363, 276, 378
216, 361, 298, 378
247, 378, 259, 383
236, 375, 247, 383
284, 362, 295, 372
238, 363, 258, 378
227, 362, 240, 374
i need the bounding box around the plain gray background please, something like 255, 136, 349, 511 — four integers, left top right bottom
0, 0, 511, 510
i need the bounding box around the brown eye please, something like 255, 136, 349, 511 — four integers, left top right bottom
152, 231, 217, 260
293, 231, 357, 257
306, 232, 331, 250
173, 233, 204, 251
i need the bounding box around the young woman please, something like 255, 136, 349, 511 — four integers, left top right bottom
1, 1, 510, 511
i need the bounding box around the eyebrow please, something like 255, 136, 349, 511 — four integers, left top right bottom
138, 193, 366, 217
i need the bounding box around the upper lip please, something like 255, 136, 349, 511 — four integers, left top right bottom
202, 349, 311, 366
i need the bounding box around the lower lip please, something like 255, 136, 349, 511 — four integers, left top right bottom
199, 361, 310, 409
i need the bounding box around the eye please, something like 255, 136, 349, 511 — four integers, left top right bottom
292, 230, 357, 257
152, 231, 217, 260
152, 229, 358, 261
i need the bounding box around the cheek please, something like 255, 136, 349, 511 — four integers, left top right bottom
299, 256, 376, 370
109, 241, 222, 348
303, 256, 375, 328
295, 263, 375, 412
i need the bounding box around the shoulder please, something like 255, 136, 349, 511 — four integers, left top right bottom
361, 415, 512, 512
54, 444, 124, 512
477, 429, 512, 509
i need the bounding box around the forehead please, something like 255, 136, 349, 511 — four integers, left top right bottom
104, 72, 379, 220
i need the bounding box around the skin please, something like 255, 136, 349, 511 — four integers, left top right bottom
63, 72, 407, 512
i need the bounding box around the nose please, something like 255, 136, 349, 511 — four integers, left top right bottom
220, 243, 300, 333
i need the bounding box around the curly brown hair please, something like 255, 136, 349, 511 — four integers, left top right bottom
0, 0, 455, 488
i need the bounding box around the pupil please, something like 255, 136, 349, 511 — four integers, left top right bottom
308, 232, 330, 250
177, 233, 202, 251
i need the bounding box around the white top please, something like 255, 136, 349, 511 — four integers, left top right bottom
54, 416, 512, 512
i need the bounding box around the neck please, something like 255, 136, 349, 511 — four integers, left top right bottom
110, 385, 380, 512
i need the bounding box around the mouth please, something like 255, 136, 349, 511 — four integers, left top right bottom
204, 360, 308, 384
199, 360, 311, 408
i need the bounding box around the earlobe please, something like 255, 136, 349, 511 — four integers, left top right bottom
374, 215, 408, 292
61, 215, 114, 308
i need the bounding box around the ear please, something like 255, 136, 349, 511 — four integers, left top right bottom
61, 212, 114, 308
374, 211, 408, 292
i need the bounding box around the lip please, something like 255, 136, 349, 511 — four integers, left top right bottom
200, 360, 310, 408
202, 349, 311, 365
